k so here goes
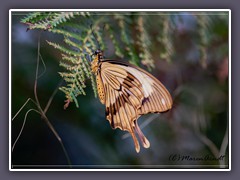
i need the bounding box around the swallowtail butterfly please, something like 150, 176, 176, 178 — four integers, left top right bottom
91, 49, 172, 153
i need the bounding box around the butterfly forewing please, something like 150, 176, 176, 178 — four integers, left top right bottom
120, 65, 172, 113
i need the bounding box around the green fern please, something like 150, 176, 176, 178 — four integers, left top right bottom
159, 14, 174, 62
195, 12, 228, 68
20, 11, 228, 108
136, 15, 154, 70
197, 14, 210, 69
21, 12, 89, 30
115, 14, 139, 65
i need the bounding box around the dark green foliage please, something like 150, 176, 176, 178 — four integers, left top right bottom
21, 11, 229, 107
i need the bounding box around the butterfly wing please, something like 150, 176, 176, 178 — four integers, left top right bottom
132, 65, 173, 114
98, 60, 172, 152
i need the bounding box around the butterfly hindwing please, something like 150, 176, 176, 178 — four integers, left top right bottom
136, 70, 173, 114
101, 62, 142, 128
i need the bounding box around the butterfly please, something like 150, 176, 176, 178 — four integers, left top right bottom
91, 49, 173, 153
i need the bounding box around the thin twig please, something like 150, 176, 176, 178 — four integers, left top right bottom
37, 53, 47, 79
219, 122, 229, 167
12, 109, 41, 151
33, 32, 72, 166
40, 113, 72, 166
176, 86, 227, 167
12, 98, 37, 121
44, 80, 63, 114
34, 32, 43, 111
193, 109, 220, 166
195, 130, 220, 159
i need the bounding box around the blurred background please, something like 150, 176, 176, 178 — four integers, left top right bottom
11, 11, 229, 169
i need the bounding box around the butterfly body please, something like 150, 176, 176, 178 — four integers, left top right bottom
91, 50, 172, 153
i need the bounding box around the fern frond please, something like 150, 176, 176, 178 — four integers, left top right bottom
136, 15, 154, 70
114, 14, 139, 65
21, 12, 87, 30
106, 24, 124, 58
47, 41, 81, 56
21, 12, 43, 23
50, 28, 83, 41
196, 14, 210, 69
61, 54, 79, 64
20, 11, 228, 108
159, 14, 174, 62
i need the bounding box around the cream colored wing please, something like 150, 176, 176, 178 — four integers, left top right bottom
99, 60, 172, 152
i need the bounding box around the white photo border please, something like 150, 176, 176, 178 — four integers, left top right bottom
9, 9, 231, 172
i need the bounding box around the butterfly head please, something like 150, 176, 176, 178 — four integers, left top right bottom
91, 49, 104, 62
94, 49, 102, 55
